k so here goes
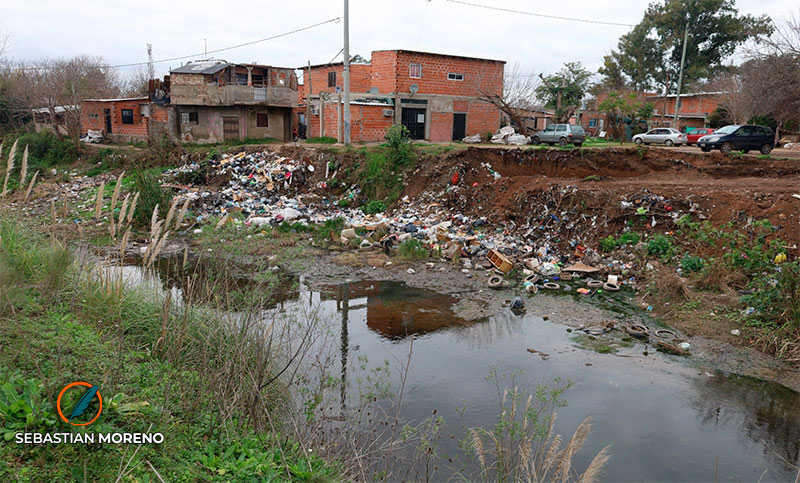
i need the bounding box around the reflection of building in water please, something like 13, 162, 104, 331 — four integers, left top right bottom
329, 281, 468, 339
690, 372, 800, 471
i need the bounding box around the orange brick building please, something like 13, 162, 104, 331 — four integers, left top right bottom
300, 50, 505, 142
645, 92, 724, 130
81, 98, 151, 142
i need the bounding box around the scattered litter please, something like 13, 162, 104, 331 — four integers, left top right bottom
730, 329, 741, 336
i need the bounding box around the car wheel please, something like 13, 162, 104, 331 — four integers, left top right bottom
559, 137, 568, 146
634, 138, 642, 145
532, 136, 540, 145
720, 142, 733, 154
665, 139, 674, 146
701, 148, 711, 152
761, 144, 773, 155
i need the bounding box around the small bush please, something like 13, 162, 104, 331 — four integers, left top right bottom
647, 235, 675, 260
680, 255, 705, 273
384, 124, 413, 166
3, 131, 78, 170
617, 231, 640, 246
306, 136, 337, 144
599, 235, 617, 252
397, 239, 428, 260
130, 170, 173, 228
313, 217, 344, 243
362, 200, 386, 214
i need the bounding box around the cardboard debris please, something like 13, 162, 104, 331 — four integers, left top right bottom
562, 262, 600, 273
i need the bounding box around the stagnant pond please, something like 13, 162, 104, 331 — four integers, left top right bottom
128, 260, 800, 481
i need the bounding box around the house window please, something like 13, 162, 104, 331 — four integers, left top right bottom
409, 63, 422, 79
180, 111, 198, 125
256, 113, 269, 127
328, 71, 336, 87
89, 113, 99, 120
121, 109, 134, 124
589, 118, 597, 127
236, 73, 249, 85
447, 73, 464, 81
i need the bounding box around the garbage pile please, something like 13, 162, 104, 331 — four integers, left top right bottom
491, 126, 530, 146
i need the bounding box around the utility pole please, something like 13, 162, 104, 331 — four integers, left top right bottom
673, 20, 689, 129
147, 43, 155, 80
306, 61, 312, 139
342, 0, 351, 146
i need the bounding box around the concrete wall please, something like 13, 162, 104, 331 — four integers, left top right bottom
176, 105, 290, 143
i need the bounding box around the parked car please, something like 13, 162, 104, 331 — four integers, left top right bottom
686, 127, 714, 144
697, 124, 774, 154
532, 124, 585, 147
632, 128, 687, 146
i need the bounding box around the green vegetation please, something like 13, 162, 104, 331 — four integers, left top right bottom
306, 136, 337, 144
599, 231, 640, 252
85, 148, 117, 176
384, 124, 413, 167
362, 200, 386, 214
0, 218, 338, 481
646, 234, 675, 260
130, 169, 173, 227
314, 217, 345, 244
2, 131, 79, 171
397, 238, 429, 260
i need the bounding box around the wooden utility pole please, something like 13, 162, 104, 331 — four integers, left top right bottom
306, 61, 312, 138
673, 20, 690, 130
343, 0, 351, 145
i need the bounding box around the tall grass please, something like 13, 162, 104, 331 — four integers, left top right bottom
130, 170, 173, 228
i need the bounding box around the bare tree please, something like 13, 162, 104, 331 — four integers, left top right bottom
702, 70, 752, 124
13, 56, 120, 148
475, 62, 540, 136
746, 10, 800, 144
121, 65, 150, 97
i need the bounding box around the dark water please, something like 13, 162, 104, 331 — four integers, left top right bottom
138, 261, 800, 482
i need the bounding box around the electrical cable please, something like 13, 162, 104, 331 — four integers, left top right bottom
436, 0, 634, 27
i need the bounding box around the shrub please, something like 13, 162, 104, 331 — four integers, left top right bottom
647, 235, 675, 260
3, 131, 78, 171
680, 255, 705, 273
306, 136, 337, 144
130, 170, 173, 228
599, 235, 617, 252
362, 200, 386, 214
617, 231, 640, 246
384, 124, 413, 167
313, 217, 344, 243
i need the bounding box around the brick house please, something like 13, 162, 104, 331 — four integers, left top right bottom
81, 98, 163, 143
169, 60, 298, 143
646, 92, 725, 130
301, 50, 505, 142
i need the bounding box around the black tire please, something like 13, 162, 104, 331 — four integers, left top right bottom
665, 139, 674, 147
559, 137, 568, 146
634, 138, 643, 145
761, 144, 773, 155
721, 142, 733, 154
532, 136, 540, 145
701, 147, 711, 152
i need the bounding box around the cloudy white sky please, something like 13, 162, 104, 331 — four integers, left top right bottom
1, 0, 797, 82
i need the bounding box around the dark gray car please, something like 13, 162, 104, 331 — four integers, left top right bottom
532, 124, 585, 147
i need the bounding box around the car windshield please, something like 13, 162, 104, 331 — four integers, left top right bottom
715, 125, 739, 135
570, 126, 584, 133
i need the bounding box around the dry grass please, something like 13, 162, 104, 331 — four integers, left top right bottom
694, 259, 747, 294
653, 268, 690, 301
2, 139, 18, 198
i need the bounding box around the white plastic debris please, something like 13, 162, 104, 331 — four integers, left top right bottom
730, 329, 741, 336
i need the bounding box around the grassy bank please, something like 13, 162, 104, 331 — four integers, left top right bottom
0, 217, 338, 481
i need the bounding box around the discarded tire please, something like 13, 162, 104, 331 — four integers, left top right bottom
626, 324, 649, 339
655, 329, 678, 339
524, 274, 540, 284
488, 275, 503, 289
526, 284, 539, 294
542, 282, 561, 291
586, 280, 603, 289
603, 282, 620, 292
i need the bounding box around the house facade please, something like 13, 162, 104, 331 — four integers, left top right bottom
302, 50, 505, 142
169, 61, 298, 143
646, 92, 725, 130
81, 98, 171, 143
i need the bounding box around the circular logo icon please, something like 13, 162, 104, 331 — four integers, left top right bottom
56, 382, 103, 426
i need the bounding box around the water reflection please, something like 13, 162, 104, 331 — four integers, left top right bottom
319, 280, 467, 339
691, 372, 800, 471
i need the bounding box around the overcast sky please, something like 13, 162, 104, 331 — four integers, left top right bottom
1, 0, 797, 82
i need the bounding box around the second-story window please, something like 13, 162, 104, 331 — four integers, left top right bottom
328, 71, 336, 87
409, 63, 422, 79
447, 73, 464, 81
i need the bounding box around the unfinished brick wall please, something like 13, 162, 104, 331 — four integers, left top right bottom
80, 99, 150, 142
389, 51, 504, 98
430, 112, 453, 142
307, 63, 372, 95
370, 51, 398, 94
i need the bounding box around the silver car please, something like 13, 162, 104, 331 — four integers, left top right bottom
632, 128, 687, 146
532, 124, 585, 147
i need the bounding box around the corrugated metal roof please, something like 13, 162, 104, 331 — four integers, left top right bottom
83, 97, 149, 102
31, 105, 78, 114
170, 61, 231, 75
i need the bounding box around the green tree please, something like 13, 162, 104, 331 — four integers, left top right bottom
600, 0, 772, 91
535, 62, 592, 122
598, 92, 654, 140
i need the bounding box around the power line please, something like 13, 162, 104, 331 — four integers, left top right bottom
436, 0, 635, 27
12, 17, 341, 71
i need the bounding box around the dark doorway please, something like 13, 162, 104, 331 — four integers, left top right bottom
401, 108, 426, 140
103, 109, 112, 134
452, 113, 466, 141
223, 117, 240, 141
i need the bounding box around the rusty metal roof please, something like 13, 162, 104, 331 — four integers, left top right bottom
170, 61, 231, 75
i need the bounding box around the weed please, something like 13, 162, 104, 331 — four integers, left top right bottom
306, 136, 337, 144
647, 234, 675, 261
582, 175, 601, 182
130, 170, 173, 228
680, 255, 705, 273
617, 231, 640, 246
599, 235, 617, 253
363, 200, 386, 214
313, 217, 344, 244
397, 239, 428, 260
86, 148, 117, 176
